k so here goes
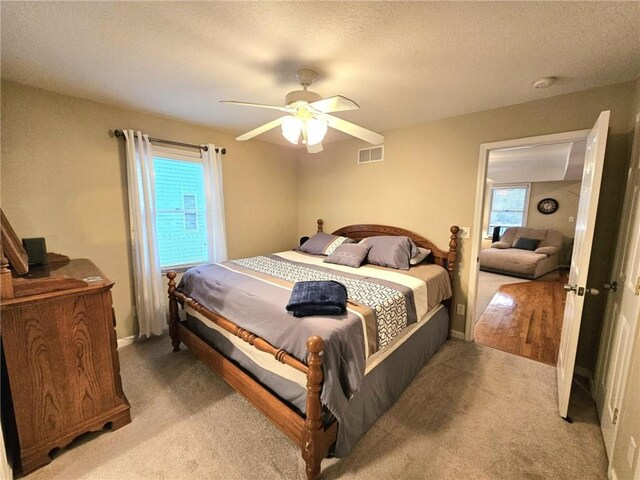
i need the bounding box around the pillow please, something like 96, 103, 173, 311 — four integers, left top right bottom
360, 236, 419, 270
511, 228, 547, 247
491, 241, 510, 249
324, 243, 372, 268
410, 247, 431, 265
535, 246, 559, 256
514, 237, 540, 251
299, 232, 354, 256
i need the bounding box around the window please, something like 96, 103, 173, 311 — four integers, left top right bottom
487, 184, 530, 237
153, 148, 211, 270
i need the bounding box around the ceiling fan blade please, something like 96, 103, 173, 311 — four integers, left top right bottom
325, 115, 384, 145
236, 116, 287, 141
310, 95, 359, 113
221, 100, 290, 113
307, 142, 323, 154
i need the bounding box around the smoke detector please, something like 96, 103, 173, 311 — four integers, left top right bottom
533, 77, 558, 89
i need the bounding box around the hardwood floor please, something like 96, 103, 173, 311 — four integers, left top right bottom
474, 271, 568, 365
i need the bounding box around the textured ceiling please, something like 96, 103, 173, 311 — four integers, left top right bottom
488, 141, 586, 183
1, 1, 639, 146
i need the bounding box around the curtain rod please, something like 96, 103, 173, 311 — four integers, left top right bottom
113, 130, 226, 155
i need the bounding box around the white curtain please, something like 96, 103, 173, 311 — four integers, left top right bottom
123, 130, 166, 337
202, 144, 228, 262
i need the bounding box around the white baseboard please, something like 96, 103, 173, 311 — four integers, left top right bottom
117, 335, 136, 349
450, 330, 465, 340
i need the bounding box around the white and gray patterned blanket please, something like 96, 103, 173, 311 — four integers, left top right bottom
232, 255, 416, 350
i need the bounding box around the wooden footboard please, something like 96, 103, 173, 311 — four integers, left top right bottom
167, 272, 336, 479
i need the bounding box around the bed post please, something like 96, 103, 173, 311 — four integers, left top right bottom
448, 226, 459, 281
167, 271, 181, 352
447, 226, 460, 338
303, 335, 324, 480
317, 219, 323, 233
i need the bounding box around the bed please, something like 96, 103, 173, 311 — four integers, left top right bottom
167, 220, 459, 479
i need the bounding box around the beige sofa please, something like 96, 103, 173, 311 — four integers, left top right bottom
479, 227, 563, 279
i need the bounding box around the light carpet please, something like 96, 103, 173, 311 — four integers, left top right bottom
23, 336, 607, 480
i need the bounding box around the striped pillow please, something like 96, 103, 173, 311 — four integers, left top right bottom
299, 232, 354, 256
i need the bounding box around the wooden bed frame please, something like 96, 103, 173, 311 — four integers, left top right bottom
167, 220, 459, 479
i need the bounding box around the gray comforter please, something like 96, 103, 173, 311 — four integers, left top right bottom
177, 251, 429, 421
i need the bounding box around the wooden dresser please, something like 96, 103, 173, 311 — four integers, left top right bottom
1, 258, 131, 475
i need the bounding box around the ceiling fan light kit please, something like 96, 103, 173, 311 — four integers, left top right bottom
221, 68, 384, 153
281, 116, 302, 144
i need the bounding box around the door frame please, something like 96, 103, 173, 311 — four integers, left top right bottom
465, 129, 592, 341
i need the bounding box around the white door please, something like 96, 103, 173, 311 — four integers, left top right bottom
595, 112, 640, 457
557, 110, 610, 418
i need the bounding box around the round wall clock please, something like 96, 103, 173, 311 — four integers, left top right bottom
537, 198, 559, 215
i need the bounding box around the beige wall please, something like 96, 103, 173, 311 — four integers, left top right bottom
297, 82, 636, 346
526, 181, 580, 238
0, 81, 298, 339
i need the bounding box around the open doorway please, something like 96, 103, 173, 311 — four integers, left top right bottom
466, 130, 591, 366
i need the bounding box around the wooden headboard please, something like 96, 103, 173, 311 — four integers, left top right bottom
316, 219, 460, 282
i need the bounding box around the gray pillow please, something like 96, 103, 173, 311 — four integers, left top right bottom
491, 241, 510, 249
410, 247, 431, 265
324, 243, 372, 268
360, 236, 419, 270
514, 237, 540, 251
299, 232, 354, 256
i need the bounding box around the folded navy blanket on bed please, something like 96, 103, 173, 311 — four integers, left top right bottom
286, 280, 348, 318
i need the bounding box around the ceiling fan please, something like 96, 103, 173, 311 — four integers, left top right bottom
221, 69, 384, 153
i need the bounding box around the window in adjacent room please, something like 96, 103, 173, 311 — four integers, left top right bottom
487, 184, 530, 237
153, 147, 212, 270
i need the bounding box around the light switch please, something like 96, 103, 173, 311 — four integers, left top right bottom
458, 227, 471, 239
569, 216, 574, 223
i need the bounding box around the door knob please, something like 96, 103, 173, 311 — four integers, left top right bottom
563, 284, 577, 293
604, 281, 618, 293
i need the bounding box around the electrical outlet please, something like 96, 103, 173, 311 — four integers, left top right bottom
458, 227, 470, 239
456, 304, 466, 315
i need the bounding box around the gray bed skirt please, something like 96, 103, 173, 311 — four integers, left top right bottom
184, 305, 449, 457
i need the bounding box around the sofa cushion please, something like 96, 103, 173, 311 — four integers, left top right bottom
499, 228, 518, 246
479, 248, 549, 276
514, 237, 540, 251
511, 227, 547, 247
491, 241, 510, 249
539, 229, 563, 249
535, 246, 559, 256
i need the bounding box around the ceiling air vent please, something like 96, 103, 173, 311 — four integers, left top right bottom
357, 145, 384, 164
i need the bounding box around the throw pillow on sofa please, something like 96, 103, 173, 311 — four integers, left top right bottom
514, 237, 540, 251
